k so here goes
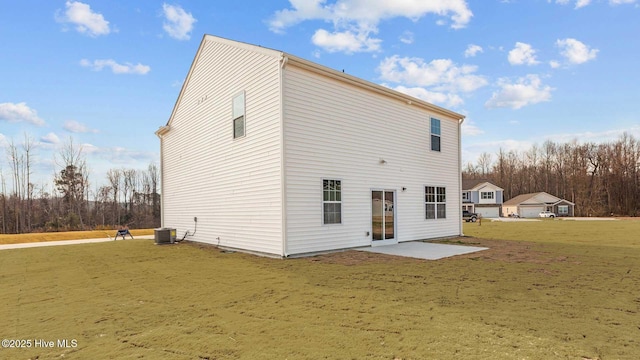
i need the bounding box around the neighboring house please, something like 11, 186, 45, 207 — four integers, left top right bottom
503, 192, 575, 218
155, 34, 466, 257
461, 180, 504, 218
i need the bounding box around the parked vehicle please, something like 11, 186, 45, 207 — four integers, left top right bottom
462, 210, 478, 222
508, 213, 520, 218
538, 210, 556, 218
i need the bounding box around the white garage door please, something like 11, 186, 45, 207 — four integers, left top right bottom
476, 207, 499, 218
520, 206, 543, 218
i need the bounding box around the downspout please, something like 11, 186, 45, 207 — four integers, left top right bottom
155, 126, 170, 228
458, 118, 465, 237
279, 54, 289, 257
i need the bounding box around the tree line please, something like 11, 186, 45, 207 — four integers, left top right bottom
464, 133, 640, 217
1, 136, 160, 234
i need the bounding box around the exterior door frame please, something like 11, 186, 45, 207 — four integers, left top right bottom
371, 189, 397, 247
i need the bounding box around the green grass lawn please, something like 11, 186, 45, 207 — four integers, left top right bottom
1, 220, 639, 359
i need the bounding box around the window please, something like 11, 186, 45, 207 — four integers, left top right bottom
426, 186, 446, 219
481, 192, 494, 200
558, 205, 569, 215
430, 118, 441, 152
323, 179, 342, 224
233, 91, 245, 138
462, 192, 469, 201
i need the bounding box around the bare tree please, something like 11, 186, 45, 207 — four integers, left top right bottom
107, 169, 122, 225
54, 137, 88, 230
22, 134, 34, 231
477, 152, 492, 178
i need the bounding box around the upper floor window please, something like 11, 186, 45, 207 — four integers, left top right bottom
481, 192, 494, 200
430, 118, 441, 152
462, 192, 469, 201
233, 91, 245, 139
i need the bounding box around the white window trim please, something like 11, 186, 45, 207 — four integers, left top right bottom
481, 191, 494, 200
322, 179, 342, 225
558, 205, 569, 215
425, 185, 447, 220
430, 117, 441, 152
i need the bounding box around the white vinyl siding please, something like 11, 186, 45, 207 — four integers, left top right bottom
283, 65, 461, 255
161, 37, 283, 255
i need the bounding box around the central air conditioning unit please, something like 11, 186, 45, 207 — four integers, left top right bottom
154, 228, 177, 245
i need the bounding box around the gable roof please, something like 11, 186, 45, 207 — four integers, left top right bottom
462, 179, 503, 191
159, 34, 465, 133
504, 192, 575, 206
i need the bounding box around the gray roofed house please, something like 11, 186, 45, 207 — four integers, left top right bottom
461, 179, 503, 218
503, 192, 575, 218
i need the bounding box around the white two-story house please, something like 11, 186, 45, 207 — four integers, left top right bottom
461, 180, 504, 218
155, 34, 465, 257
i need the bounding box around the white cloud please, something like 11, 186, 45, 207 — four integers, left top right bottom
80, 59, 151, 75
378, 56, 488, 93
575, 0, 591, 8
485, 74, 553, 110
549, 60, 561, 69
56, 1, 110, 37
390, 85, 464, 108
463, 125, 640, 166
81, 143, 100, 154
464, 44, 483, 58
269, 0, 472, 52
162, 3, 196, 41
508, 42, 539, 66
551, 0, 636, 7
312, 29, 381, 53
399, 31, 414, 44
63, 120, 99, 133
462, 139, 534, 165
0, 102, 45, 126
461, 119, 484, 136
556, 38, 598, 64
378, 56, 487, 107
40, 132, 61, 145
546, 125, 640, 144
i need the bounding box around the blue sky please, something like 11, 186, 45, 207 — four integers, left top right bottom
1, 0, 639, 191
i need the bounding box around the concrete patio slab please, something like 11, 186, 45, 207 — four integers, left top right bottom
357, 241, 488, 260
